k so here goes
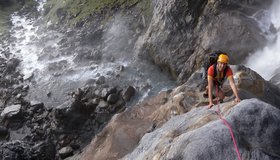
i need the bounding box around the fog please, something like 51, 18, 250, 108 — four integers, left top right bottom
246, 0, 280, 80
7, 1, 175, 108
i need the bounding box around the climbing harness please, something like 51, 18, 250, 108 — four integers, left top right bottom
215, 83, 242, 160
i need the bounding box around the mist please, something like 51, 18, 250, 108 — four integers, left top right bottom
246, 0, 280, 80
6, 1, 175, 108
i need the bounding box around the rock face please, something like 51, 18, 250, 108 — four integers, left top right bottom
76, 65, 280, 160
0, 84, 131, 159
0, 104, 21, 118
1, 0, 279, 160
136, 0, 273, 83
0, 140, 56, 160
269, 66, 280, 88
123, 98, 280, 160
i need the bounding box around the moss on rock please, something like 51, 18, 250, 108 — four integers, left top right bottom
0, 4, 20, 34
44, 0, 152, 28
0, 0, 35, 35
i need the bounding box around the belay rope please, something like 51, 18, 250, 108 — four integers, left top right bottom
215, 83, 242, 160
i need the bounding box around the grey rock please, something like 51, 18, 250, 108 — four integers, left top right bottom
16, 94, 22, 99
30, 101, 44, 108
23, 72, 33, 81
97, 100, 108, 109
23, 85, 29, 90
269, 66, 280, 88
0, 126, 9, 139
123, 99, 280, 160
96, 76, 105, 85
136, 0, 273, 84
107, 94, 119, 104
59, 146, 74, 159
101, 87, 117, 99
0, 104, 21, 118
5, 58, 20, 74
0, 140, 56, 160
122, 86, 135, 101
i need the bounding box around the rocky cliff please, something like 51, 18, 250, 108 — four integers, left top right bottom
137, 0, 274, 83
42, 0, 274, 84
74, 65, 280, 160
1, 0, 280, 160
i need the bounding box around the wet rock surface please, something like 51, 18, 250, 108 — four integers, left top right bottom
136, 0, 274, 84
0, 75, 134, 159
0, 32, 135, 159
1, 0, 280, 160
78, 65, 280, 160
123, 98, 280, 160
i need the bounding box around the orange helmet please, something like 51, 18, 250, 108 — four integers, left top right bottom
217, 54, 229, 64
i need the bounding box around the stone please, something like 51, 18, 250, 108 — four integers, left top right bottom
107, 94, 119, 104
1, 104, 21, 118
96, 76, 105, 84
23, 72, 33, 81
122, 86, 135, 101
0, 126, 9, 139
97, 100, 108, 109
59, 146, 74, 159
16, 94, 22, 99
77, 65, 280, 160
23, 85, 29, 90
123, 99, 280, 160
30, 101, 44, 112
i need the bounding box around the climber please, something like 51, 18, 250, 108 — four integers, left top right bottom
207, 53, 240, 108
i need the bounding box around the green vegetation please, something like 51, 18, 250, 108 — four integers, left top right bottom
43, 0, 68, 23
0, 0, 153, 33
0, 10, 10, 34
137, 0, 152, 20
44, 0, 152, 27
22, 0, 39, 11
0, 4, 20, 34
0, 0, 35, 35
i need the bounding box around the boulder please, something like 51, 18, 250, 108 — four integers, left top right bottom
123, 99, 280, 160
4, 58, 20, 74
135, 0, 273, 83
231, 65, 280, 108
269, 66, 280, 88
0, 140, 56, 160
0, 126, 9, 139
107, 94, 119, 104
0, 104, 21, 119
76, 65, 280, 160
122, 86, 135, 101
59, 146, 74, 159
30, 101, 44, 113
23, 72, 33, 81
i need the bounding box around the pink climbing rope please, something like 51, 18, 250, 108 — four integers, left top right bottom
215, 83, 242, 160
